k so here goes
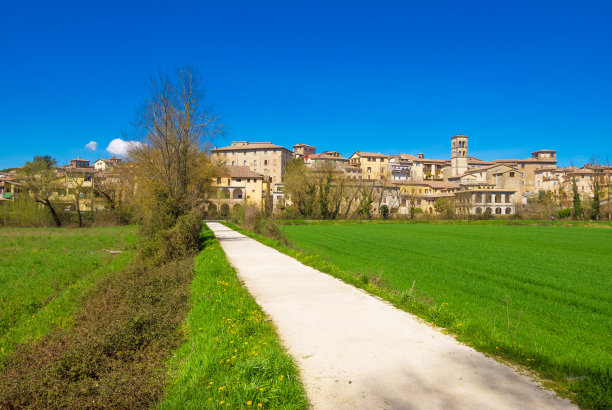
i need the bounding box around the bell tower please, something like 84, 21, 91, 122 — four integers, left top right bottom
451, 134, 468, 176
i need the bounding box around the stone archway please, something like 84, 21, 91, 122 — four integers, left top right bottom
232, 188, 243, 199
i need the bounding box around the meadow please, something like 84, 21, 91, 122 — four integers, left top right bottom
0, 226, 139, 363
276, 223, 611, 408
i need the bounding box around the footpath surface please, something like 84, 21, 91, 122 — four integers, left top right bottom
207, 222, 574, 409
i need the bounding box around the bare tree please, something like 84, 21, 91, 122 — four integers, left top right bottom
128, 66, 223, 223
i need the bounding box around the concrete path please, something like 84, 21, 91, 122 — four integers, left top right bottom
207, 222, 574, 410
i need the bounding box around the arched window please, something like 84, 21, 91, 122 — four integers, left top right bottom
505, 207, 512, 215
221, 188, 231, 199
232, 188, 243, 199
495, 194, 501, 203
495, 207, 502, 214
475, 193, 483, 203
476, 207, 482, 214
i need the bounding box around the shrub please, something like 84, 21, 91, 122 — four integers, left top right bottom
556, 208, 572, 219
380, 204, 389, 220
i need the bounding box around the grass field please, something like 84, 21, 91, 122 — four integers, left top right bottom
0, 226, 139, 364
162, 225, 307, 409
274, 223, 611, 408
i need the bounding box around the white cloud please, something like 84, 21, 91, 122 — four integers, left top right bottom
106, 138, 141, 156
85, 141, 98, 151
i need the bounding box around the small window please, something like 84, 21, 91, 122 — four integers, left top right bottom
264, 160, 268, 165
236, 178, 241, 182
254, 160, 257, 165
243, 160, 247, 165
509, 172, 515, 177
521, 164, 525, 169
232, 161, 235, 166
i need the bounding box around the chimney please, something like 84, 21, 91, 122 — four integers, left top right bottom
417, 153, 424, 159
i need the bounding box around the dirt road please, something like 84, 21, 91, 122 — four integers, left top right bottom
207, 222, 574, 409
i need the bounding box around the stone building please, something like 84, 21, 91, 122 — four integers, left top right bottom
211, 141, 292, 207
210, 166, 272, 214
292, 143, 316, 158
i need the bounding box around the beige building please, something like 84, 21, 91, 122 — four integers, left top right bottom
349, 152, 390, 180
394, 180, 459, 214
210, 166, 272, 214
305, 153, 349, 168
390, 153, 449, 181
449, 164, 521, 215
293, 143, 316, 158
211, 141, 292, 187
493, 150, 558, 198
94, 156, 122, 171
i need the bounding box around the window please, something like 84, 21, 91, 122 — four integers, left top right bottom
367, 167, 371, 173
521, 164, 525, 169
509, 172, 515, 177
243, 160, 247, 165
254, 160, 257, 165
232, 161, 235, 166
244, 150, 247, 155
264, 160, 268, 165
236, 178, 241, 182
217, 177, 221, 184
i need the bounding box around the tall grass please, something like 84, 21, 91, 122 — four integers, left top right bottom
161, 226, 308, 409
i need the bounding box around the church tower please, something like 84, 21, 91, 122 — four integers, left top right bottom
451, 134, 468, 176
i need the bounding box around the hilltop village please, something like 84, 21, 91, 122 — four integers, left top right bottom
1, 134, 610, 219
208, 134, 610, 218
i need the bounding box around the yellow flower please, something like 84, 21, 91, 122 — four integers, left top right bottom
220, 401, 224, 404
258, 404, 263, 408
247, 401, 252, 406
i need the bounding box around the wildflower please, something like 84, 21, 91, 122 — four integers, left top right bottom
259, 388, 263, 392
220, 401, 224, 404
247, 401, 252, 406
258, 404, 263, 408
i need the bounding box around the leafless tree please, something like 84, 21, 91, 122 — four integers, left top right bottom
128, 66, 223, 221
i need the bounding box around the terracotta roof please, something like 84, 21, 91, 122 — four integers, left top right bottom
212, 142, 289, 152
308, 154, 348, 161
394, 180, 459, 189
293, 143, 315, 148
222, 166, 265, 178
352, 151, 390, 159
494, 158, 557, 164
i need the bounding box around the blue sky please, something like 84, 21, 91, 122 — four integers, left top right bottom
1, 0, 610, 169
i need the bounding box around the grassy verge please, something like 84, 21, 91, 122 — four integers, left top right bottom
0, 226, 139, 365
161, 225, 308, 409
224, 222, 611, 409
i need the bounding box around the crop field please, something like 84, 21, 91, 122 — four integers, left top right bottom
281, 223, 612, 406
0, 226, 139, 363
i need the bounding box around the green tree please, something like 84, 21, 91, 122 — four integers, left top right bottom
571, 174, 583, 219
19, 156, 62, 226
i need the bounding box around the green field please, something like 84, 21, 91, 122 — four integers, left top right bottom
280, 223, 612, 407
0, 226, 139, 363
